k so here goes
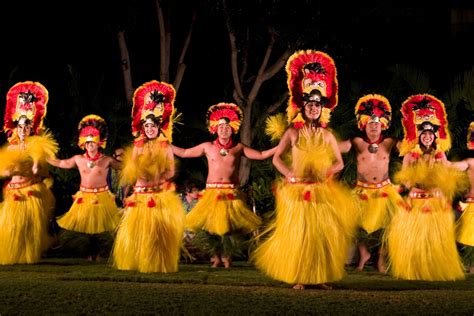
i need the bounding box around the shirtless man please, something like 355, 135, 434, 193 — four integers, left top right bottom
339, 94, 402, 273
172, 102, 276, 268
48, 115, 122, 261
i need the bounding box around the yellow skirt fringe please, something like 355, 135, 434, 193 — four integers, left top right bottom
112, 190, 185, 273
0, 182, 54, 265
185, 188, 261, 236
456, 201, 474, 246
386, 197, 465, 281
251, 180, 358, 285
57, 190, 121, 234
353, 183, 405, 234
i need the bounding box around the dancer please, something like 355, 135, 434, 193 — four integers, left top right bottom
386, 94, 467, 281
0, 81, 58, 264
451, 122, 474, 273
48, 115, 122, 261
339, 94, 404, 272
112, 80, 184, 273
172, 103, 275, 268
252, 50, 357, 289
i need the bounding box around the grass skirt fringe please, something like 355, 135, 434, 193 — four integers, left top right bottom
385, 197, 465, 281
0, 182, 54, 264
112, 190, 185, 273
353, 184, 405, 234
251, 180, 358, 285
186, 188, 261, 236
57, 190, 121, 234
456, 201, 474, 247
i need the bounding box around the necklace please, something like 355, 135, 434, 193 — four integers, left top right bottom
215, 138, 233, 156
365, 135, 383, 154
85, 152, 102, 168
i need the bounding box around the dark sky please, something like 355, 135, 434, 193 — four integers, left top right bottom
0, 0, 472, 146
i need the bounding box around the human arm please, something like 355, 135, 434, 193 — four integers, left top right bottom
326, 131, 344, 177
110, 156, 122, 170
272, 129, 294, 181
47, 156, 77, 169
171, 143, 206, 158
242, 145, 277, 160
338, 139, 352, 154
450, 159, 469, 171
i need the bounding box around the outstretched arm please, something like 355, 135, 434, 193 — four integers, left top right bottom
171, 143, 206, 158
47, 156, 77, 169
242, 145, 277, 160
338, 139, 352, 154
110, 156, 122, 170
450, 159, 469, 171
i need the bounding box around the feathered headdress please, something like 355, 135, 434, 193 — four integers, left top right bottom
131, 80, 176, 143
206, 103, 243, 134
4, 81, 48, 143
77, 114, 108, 149
467, 122, 474, 150
286, 50, 338, 128
355, 94, 392, 131
400, 94, 450, 157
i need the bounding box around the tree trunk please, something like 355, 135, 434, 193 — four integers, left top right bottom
117, 30, 133, 106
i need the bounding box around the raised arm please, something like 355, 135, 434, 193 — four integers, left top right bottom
47, 156, 78, 169
242, 145, 277, 160
110, 156, 123, 170
171, 143, 206, 158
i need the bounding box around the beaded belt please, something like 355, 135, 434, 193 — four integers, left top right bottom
7, 179, 40, 189
356, 178, 391, 189
80, 185, 109, 193
464, 196, 474, 203
206, 182, 236, 189
287, 177, 319, 184
410, 191, 438, 199
134, 185, 162, 193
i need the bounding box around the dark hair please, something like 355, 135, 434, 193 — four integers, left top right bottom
182, 179, 202, 193
141, 114, 162, 127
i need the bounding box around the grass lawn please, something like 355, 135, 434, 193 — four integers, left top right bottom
0, 258, 473, 315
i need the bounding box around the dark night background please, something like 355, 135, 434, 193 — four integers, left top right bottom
0, 0, 472, 211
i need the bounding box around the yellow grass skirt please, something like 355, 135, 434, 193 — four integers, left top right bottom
386, 196, 465, 281
456, 201, 474, 246
57, 190, 121, 234
112, 189, 185, 273
0, 181, 54, 264
353, 181, 405, 234
251, 180, 358, 285
185, 188, 261, 236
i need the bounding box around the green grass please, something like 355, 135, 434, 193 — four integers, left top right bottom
0, 259, 473, 315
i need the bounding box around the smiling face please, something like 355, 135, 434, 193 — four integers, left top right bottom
420, 130, 435, 148
303, 101, 322, 121
143, 122, 159, 139
217, 122, 232, 140
17, 122, 32, 141
85, 141, 99, 155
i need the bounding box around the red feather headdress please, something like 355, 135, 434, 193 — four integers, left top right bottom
206, 103, 243, 134
131, 80, 175, 143
286, 50, 338, 128
355, 94, 392, 131
77, 114, 107, 149
400, 94, 450, 156
4, 81, 48, 143
467, 122, 474, 150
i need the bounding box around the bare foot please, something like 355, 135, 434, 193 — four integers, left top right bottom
293, 284, 305, 290
210, 255, 222, 268
94, 255, 101, 262
315, 283, 332, 290
469, 266, 474, 274
86, 255, 93, 262
377, 258, 386, 273
222, 256, 232, 269
356, 244, 371, 271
